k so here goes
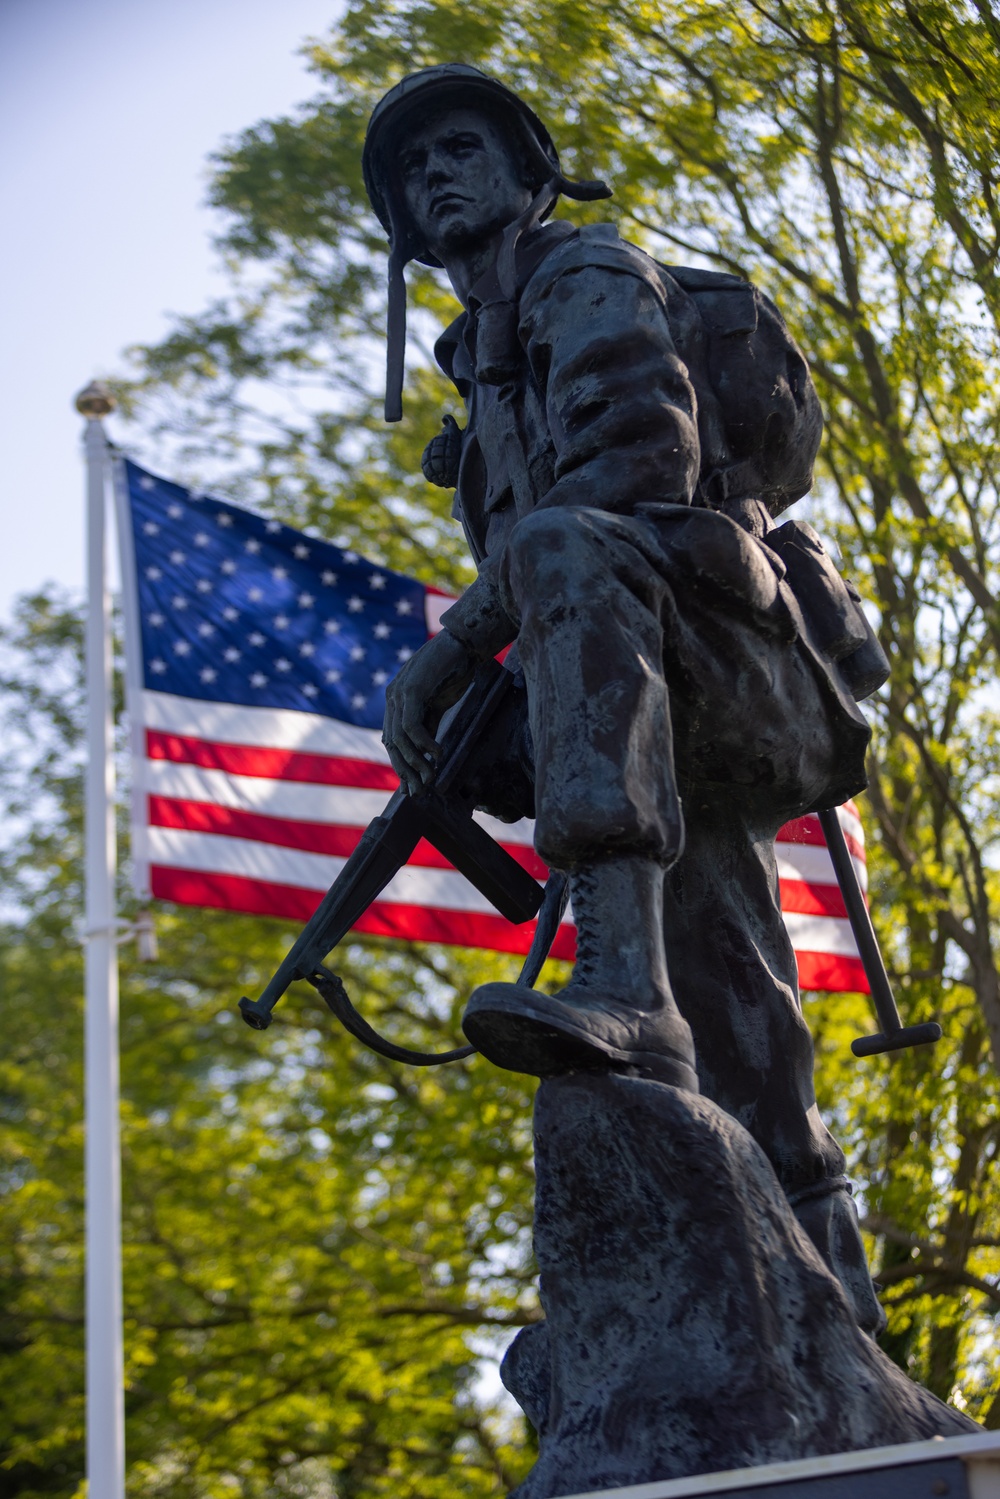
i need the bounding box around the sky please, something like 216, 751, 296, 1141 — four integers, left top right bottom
0, 0, 343, 625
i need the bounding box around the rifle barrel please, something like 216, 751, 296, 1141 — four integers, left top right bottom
239, 796, 421, 1029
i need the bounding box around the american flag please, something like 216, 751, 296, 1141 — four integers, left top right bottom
118, 459, 869, 992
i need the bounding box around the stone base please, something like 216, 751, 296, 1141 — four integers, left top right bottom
555, 1431, 1000, 1499
504, 1073, 977, 1499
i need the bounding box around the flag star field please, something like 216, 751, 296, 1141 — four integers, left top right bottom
130, 461, 429, 728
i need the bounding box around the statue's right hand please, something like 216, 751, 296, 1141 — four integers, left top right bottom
382, 628, 478, 794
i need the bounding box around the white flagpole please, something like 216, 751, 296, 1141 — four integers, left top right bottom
112, 455, 152, 914
76, 380, 125, 1499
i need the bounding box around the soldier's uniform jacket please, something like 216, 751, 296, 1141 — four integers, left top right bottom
432, 220, 885, 808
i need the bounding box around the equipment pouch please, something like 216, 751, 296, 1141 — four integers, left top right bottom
767, 520, 889, 702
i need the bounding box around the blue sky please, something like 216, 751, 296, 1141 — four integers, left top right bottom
0, 0, 342, 622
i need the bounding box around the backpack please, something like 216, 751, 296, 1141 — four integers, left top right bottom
658, 262, 823, 518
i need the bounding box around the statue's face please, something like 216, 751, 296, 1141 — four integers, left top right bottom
399, 106, 534, 262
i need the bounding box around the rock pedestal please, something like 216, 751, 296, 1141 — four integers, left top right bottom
502, 1073, 976, 1499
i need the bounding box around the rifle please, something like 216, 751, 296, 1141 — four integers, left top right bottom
238, 660, 935, 1068
238, 657, 563, 1062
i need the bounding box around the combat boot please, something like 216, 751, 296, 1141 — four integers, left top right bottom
463, 857, 699, 1090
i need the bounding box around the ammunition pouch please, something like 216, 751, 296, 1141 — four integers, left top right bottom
766, 520, 889, 702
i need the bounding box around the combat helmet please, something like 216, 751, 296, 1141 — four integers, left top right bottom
363, 64, 611, 421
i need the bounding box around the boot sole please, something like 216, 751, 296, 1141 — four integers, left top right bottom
463, 992, 699, 1091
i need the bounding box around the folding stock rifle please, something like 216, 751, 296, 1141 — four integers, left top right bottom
238, 657, 568, 1064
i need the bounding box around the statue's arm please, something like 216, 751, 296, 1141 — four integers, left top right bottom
438, 258, 702, 662
525, 259, 701, 514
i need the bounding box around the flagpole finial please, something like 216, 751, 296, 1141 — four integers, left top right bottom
75, 380, 116, 419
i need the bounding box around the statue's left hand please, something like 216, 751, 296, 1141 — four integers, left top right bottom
382, 628, 479, 793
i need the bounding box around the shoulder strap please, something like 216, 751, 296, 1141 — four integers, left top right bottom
520, 222, 671, 319
663, 263, 759, 336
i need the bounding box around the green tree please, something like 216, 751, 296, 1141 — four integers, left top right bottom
7, 0, 1000, 1492
0, 594, 540, 1499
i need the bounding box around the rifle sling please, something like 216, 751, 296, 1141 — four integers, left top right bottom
311, 965, 476, 1066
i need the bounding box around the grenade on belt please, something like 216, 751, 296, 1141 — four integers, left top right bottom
421, 414, 464, 488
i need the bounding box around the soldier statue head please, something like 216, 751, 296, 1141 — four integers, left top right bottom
362, 64, 611, 419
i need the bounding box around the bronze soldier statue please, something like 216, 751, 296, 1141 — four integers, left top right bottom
363, 65, 889, 1335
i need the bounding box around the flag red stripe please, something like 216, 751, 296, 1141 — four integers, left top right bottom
778, 815, 865, 864
146, 728, 399, 790
149, 864, 577, 960
150, 866, 864, 986
145, 731, 867, 867
147, 795, 550, 878
795, 949, 869, 994
777, 878, 847, 919
355, 900, 576, 957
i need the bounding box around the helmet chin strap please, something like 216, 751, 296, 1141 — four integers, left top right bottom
496, 179, 560, 300
382, 171, 611, 423
385, 240, 409, 423
493, 171, 612, 301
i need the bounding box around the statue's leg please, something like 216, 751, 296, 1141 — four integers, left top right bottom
659, 536, 886, 1340
662, 804, 884, 1335
662, 799, 839, 1186
501, 505, 684, 872
463, 505, 699, 1087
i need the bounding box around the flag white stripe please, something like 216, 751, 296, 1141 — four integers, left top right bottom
424, 593, 451, 634
776, 845, 866, 892
148, 828, 506, 913
145, 760, 396, 823
781, 911, 860, 956
142, 759, 536, 848
834, 808, 864, 847
143, 690, 389, 760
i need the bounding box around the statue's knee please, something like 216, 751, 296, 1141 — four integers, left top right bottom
508, 507, 578, 563
506, 508, 598, 595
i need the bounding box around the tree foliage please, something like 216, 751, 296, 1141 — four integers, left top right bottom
0, 599, 539, 1499
5, 0, 1000, 1492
